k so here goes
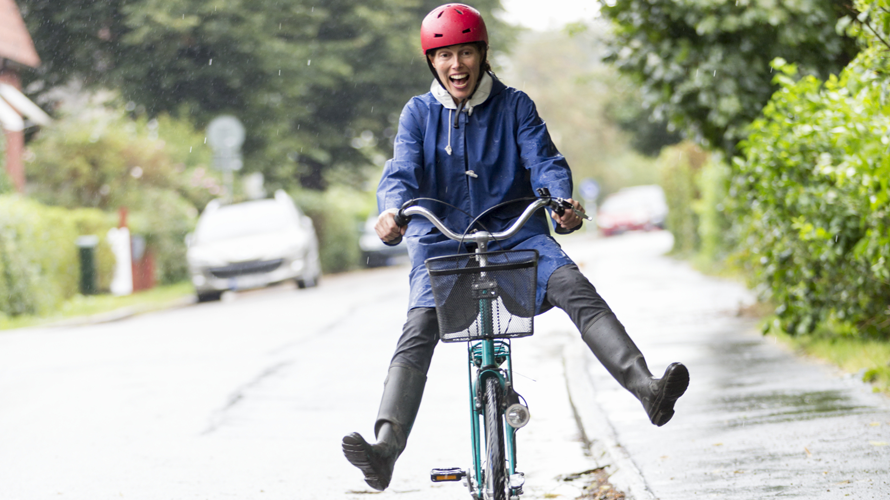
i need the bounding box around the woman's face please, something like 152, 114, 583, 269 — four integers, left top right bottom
428, 44, 482, 104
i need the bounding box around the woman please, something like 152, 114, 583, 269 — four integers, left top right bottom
342, 3, 689, 491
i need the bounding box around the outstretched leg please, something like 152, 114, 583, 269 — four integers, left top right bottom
342, 307, 438, 490
544, 264, 689, 426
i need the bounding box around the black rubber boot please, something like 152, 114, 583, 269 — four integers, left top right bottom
581, 313, 689, 426
342, 364, 426, 490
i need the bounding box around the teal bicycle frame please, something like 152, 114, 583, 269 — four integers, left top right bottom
468, 338, 519, 496
400, 190, 568, 500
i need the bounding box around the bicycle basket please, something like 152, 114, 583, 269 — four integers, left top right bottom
425, 249, 538, 342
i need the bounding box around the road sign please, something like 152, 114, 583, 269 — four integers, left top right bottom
580, 178, 600, 201
207, 115, 245, 151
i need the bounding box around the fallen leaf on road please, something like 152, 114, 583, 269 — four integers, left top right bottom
804, 447, 812, 457
869, 441, 888, 446
869, 422, 881, 427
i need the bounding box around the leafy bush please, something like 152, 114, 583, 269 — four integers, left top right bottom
657, 142, 708, 255
290, 186, 374, 274
24, 99, 207, 287
733, 50, 890, 337
0, 195, 115, 317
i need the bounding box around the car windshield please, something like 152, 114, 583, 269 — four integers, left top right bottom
195, 200, 293, 243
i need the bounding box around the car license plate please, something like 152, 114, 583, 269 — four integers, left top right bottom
230, 274, 268, 290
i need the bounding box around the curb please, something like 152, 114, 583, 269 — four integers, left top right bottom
563, 343, 656, 500
41, 295, 196, 328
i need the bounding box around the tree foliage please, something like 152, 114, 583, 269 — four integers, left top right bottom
500, 25, 661, 198
732, 0, 890, 337
599, 0, 858, 156
18, 0, 510, 190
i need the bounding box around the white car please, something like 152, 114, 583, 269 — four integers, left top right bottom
359, 212, 409, 267
186, 190, 321, 301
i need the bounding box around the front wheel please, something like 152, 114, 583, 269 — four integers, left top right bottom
484, 376, 507, 500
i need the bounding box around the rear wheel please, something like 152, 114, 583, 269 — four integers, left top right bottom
484, 376, 507, 500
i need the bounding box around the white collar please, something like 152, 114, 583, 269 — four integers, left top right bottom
431, 72, 493, 111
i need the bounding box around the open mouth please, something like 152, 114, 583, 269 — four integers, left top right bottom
449, 74, 469, 89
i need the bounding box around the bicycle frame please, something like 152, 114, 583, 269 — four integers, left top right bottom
404, 191, 563, 500
468, 337, 520, 498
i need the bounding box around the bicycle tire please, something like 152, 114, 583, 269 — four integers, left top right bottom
484, 376, 507, 500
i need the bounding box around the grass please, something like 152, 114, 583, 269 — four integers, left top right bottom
0, 282, 194, 331
768, 326, 890, 395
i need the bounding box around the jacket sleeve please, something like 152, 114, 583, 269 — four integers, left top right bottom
377, 99, 425, 213
514, 92, 578, 234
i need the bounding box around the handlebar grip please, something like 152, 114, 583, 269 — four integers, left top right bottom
383, 210, 410, 247
393, 210, 410, 227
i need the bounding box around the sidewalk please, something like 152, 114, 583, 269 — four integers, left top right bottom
560, 232, 890, 499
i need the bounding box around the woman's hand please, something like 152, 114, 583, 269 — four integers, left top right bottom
376, 210, 407, 243
551, 198, 585, 231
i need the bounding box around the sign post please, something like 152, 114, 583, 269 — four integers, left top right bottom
580, 178, 600, 232
206, 115, 245, 201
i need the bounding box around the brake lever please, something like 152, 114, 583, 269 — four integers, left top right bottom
552, 197, 594, 221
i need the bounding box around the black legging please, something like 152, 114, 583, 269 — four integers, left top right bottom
389, 264, 613, 374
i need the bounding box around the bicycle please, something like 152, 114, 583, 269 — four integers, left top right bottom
392, 188, 575, 500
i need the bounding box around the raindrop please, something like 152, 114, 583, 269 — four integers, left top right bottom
204, 137, 207, 144
182, 14, 184, 19
190, 147, 193, 153
209, 58, 213, 65
311, 7, 314, 12
279, 69, 281, 75
308, 59, 311, 66
696, 69, 699, 77
297, 124, 300, 130
131, 166, 144, 179
371, 106, 374, 112
279, 23, 282, 29
125, 101, 136, 112
713, 70, 717, 77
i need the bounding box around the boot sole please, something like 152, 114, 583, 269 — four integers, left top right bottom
342, 432, 390, 491
650, 363, 689, 427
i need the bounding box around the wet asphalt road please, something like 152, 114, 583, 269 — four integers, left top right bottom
562, 231, 890, 499
1, 230, 888, 499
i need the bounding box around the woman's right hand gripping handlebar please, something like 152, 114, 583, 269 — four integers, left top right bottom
376, 209, 408, 246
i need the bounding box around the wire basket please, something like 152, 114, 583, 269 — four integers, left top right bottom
425, 250, 538, 342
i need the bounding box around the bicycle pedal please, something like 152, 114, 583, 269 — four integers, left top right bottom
430, 467, 466, 482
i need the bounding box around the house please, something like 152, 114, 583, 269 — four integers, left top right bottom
0, 0, 51, 192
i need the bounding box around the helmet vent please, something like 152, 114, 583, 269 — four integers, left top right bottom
437, 11, 444, 18
462, 28, 471, 33
456, 9, 464, 14
434, 33, 443, 38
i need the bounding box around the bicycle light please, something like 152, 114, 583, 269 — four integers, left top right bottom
505, 403, 530, 428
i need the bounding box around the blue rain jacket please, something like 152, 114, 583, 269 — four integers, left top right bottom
377, 73, 577, 313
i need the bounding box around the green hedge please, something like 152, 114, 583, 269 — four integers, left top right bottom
0, 195, 115, 317
290, 186, 374, 274
734, 50, 890, 337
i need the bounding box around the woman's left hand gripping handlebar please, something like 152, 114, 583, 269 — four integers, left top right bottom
551, 198, 586, 231
376, 209, 407, 246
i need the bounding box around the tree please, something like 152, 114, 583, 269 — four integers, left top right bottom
18, 0, 511, 190
730, 0, 890, 337
599, 0, 858, 156
500, 24, 662, 197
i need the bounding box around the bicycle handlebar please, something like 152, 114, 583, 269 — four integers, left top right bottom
387, 188, 575, 248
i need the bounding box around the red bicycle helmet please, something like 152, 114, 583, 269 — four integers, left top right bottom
420, 3, 488, 54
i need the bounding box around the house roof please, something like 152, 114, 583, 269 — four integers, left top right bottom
0, 0, 40, 68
